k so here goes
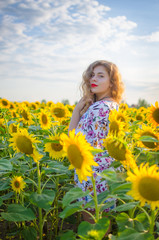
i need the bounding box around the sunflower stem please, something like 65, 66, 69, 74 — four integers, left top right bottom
29, 158, 34, 192
3, 112, 12, 158
149, 210, 155, 235
82, 209, 96, 223
91, 175, 99, 222
137, 205, 151, 225
37, 161, 43, 240
15, 192, 18, 204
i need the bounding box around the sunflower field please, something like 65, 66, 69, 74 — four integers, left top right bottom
0, 98, 159, 240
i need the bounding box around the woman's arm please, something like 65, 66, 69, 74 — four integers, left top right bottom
68, 97, 93, 132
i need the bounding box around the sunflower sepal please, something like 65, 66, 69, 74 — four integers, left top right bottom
91, 148, 104, 156
139, 136, 159, 143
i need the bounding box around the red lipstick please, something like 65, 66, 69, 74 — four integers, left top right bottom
91, 84, 98, 88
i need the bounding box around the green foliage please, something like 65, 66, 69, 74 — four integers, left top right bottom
1, 204, 36, 222
0, 101, 159, 240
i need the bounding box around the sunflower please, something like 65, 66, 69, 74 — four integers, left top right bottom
108, 109, 125, 136
39, 109, 52, 129
103, 135, 136, 169
138, 106, 147, 114
10, 110, 18, 119
119, 103, 129, 111
9, 128, 43, 162
23, 101, 30, 107
20, 106, 33, 125
60, 129, 98, 183
66, 104, 75, 113
60, 117, 70, 130
148, 101, 159, 127
46, 101, 54, 107
135, 112, 145, 122
127, 163, 159, 210
9, 102, 16, 110
134, 125, 159, 151
11, 176, 26, 194
0, 98, 10, 109
9, 123, 19, 135
44, 134, 66, 160
30, 102, 38, 110
115, 110, 130, 131
51, 102, 71, 122
0, 119, 5, 134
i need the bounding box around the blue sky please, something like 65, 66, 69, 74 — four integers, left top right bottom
0, 0, 159, 105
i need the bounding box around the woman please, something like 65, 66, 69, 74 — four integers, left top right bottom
68, 60, 124, 222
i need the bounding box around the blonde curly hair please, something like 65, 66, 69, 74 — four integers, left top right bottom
80, 60, 124, 116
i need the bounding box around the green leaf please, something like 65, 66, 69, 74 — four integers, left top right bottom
0, 197, 3, 206
139, 136, 159, 142
114, 202, 139, 212
62, 187, 89, 208
21, 226, 37, 240
10, 153, 24, 162
43, 139, 60, 143
1, 204, 36, 222
97, 169, 119, 182
135, 213, 150, 231
112, 182, 131, 194
116, 212, 133, 231
118, 227, 154, 240
1, 192, 13, 200
91, 148, 104, 156
109, 160, 122, 168
60, 230, 76, 240
0, 179, 10, 191
0, 159, 13, 171
29, 189, 55, 209
59, 202, 83, 219
78, 217, 110, 240
44, 161, 69, 175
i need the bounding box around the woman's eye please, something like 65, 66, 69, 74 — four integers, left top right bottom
100, 75, 104, 78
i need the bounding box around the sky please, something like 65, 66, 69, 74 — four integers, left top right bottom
0, 0, 159, 106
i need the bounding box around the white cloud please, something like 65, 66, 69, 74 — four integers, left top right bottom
0, 0, 158, 105
146, 31, 159, 42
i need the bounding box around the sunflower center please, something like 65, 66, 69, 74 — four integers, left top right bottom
14, 180, 20, 188
107, 140, 126, 161
53, 108, 65, 118
152, 109, 159, 124
136, 115, 143, 120
117, 115, 125, 122
139, 177, 159, 201
67, 144, 83, 169
2, 100, 8, 106
12, 125, 18, 133
31, 104, 36, 110
141, 131, 158, 149
16, 136, 33, 154
109, 121, 119, 135
51, 142, 63, 152
42, 114, 48, 124
13, 112, 17, 118
21, 110, 29, 120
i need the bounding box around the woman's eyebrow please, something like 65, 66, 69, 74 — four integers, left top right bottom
97, 72, 105, 74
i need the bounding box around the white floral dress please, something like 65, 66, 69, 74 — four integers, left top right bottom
75, 100, 118, 208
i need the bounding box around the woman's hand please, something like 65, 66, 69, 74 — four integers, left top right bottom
68, 97, 93, 132
75, 97, 93, 113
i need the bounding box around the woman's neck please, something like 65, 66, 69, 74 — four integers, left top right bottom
96, 95, 113, 102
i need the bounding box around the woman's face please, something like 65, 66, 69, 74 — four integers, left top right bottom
89, 65, 111, 100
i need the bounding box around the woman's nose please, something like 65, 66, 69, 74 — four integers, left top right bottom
91, 75, 97, 81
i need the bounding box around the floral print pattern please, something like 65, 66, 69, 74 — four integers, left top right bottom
75, 100, 118, 208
